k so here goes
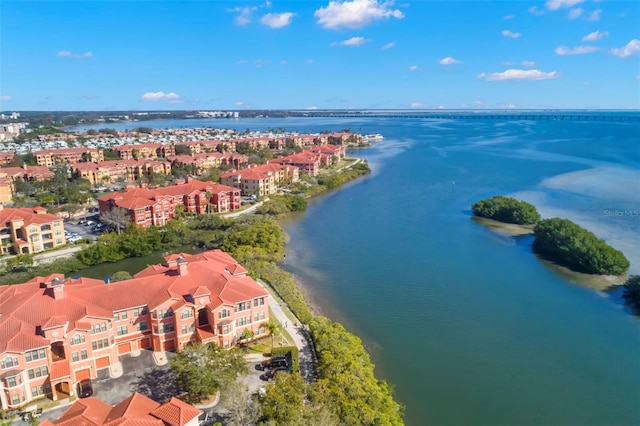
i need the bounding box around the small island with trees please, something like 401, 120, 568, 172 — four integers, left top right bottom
472, 196, 630, 277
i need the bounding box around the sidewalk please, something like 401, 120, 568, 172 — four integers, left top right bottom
260, 280, 316, 384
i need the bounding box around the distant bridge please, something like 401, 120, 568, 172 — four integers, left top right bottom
318, 113, 640, 122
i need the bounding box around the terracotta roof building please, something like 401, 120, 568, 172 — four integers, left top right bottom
41, 392, 201, 426
0, 206, 66, 255
34, 148, 103, 167
73, 159, 172, 187
97, 180, 241, 227
0, 250, 269, 409
220, 163, 299, 197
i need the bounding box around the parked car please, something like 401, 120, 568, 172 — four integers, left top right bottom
263, 366, 292, 381
77, 379, 93, 398
257, 356, 288, 371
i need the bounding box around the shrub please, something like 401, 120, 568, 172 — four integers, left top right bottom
533, 218, 629, 275
472, 195, 540, 225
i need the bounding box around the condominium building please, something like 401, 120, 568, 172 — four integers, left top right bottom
34, 148, 104, 167
220, 163, 299, 197
0, 250, 269, 409
0, 206, 65, 255
97, 179, 241, 227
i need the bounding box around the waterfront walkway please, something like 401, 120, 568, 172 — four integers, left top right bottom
259, 279, 317, 384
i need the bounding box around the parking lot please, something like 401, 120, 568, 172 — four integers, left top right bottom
64, 213, 107, 243
31, 351, 275, 425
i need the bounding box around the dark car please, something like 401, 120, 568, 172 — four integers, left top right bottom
77, 379, 94, 398
263, 366, 292, 381
257, 356, 288, 371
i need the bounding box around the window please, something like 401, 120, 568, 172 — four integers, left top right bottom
7, 377, 17, 387
114, 312, 120, 321
219, 309, 230, 319
181, 325, 187, 335
80, 350, 88, 360
237, 301, 250, 311
181, 309, 193, 319
189, 324, 194, 332
161, 324, 175, 334
12, 394, 19, 405
1, 357, 18, 369
141, 307, 148, 315
121, 311, 128, 320
222, 324, 230, 334
235, 316, 250, 327
25, 348, 46, 362
92, 338, 109, 350
72, 352, 79, 362
28, 366, 49, 379
71, 334, 85, 345
134, 308, 139, 317
117, 326, 128, 336
137, 322, 147, 331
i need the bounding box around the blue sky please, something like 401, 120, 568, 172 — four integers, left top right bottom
1, 0, 639, 111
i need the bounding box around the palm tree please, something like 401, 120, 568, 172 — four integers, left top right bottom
265, 320, 283, 354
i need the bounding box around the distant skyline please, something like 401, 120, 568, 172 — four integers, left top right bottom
1, 0, 639, 111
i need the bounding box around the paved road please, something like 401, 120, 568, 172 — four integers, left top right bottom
259, 280, 317, 384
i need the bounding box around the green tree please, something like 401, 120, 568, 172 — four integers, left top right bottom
533, 218, 630, 275
110, 271, 133, 282
260, 373, 306, 425
471, 195, 540, 225
622, 275, 640, 315
170, 343, 247, 404
174, 144, 191, 155
266, 320, 283, 354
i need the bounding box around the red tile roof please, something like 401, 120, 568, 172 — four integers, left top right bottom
0, 207, 62, 227
49, 393, 200, 426
150, 397, 201, 426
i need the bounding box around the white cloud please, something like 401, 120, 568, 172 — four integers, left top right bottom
528, 6, 545, 16
0, 95, 11, 102
636, 74, 640, 80
408, 65, 419, 71
305, 106, 318, 110
587, 9, 601, 21
280, 60, 288, 64
409, 102, 424, 108
140, 92, 182, 103
502, 30, 521, 39
314, 0, 404, 30
582, 30, 608, 42
546, 0, 585, 11
439, 56, 461, 65
611, 39, 640, 58
521, 60, 535, 67
236, 59, 248, 64
555, 45, 599, 55
57, 50, 93, 58
331, 36, 368, 47
381, 41, 396, 50
305, 59, 315, 64
503, 14, 515, 20
234, 101, 245, 106
228, 6, 257, 25
477, 69, 560, 81
567, 8, 583, 19
260, 12, 296, 28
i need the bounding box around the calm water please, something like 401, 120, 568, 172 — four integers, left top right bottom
76, 115, 640, 425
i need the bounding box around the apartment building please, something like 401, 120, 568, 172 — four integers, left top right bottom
271, 151, 322, 176
111, 144, 175, 160
0, 249, 269, 409
41, 392, 201, 426
0, 206, 65, 255
167, 152, 248, 174
73, 159, 172, 186
220, 163, 299, 197
97, 179, 241, 227
34, 148, 103, 167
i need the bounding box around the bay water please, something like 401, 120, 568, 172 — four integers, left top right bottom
75, 115, 640, 425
